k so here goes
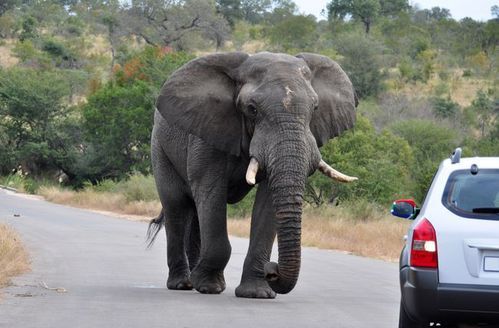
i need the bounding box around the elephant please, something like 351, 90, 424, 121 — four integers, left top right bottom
146, 51, 358, 299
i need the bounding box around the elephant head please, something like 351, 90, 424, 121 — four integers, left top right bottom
156, 52, 357, 294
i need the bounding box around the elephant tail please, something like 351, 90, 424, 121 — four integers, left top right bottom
146, 209, 165, 248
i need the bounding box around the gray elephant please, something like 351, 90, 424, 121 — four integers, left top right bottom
147, 52, 357, 299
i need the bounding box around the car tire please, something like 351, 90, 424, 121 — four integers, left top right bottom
399, 302, 426, 328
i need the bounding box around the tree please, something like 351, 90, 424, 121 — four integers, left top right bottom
468, 90, 496, 138
240, 0, 272, 23
379, 0, 407, 16
334, 32, 384, 98
81, 80, 155, 180
267, 14, 316, 51
216, 0, 243, 27
79, 48, 193, 181
0, 0, 19, 17
432, 97, 459, 119
0, 68, 74, 176
19, 16, 37, 41
492, 5, 499, 18
328, 0, 381, 34
125, 0, 230, 50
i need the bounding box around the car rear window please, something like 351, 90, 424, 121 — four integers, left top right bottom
442, 169, 499, 220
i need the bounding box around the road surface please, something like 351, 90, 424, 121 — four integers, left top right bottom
0, 188, 400, 327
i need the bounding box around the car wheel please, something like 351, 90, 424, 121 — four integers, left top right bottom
399, 302, 426, 328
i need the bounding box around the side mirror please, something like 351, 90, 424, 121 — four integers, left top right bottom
391, 199, 418, 220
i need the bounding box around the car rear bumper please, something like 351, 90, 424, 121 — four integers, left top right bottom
401, 266, 499, 324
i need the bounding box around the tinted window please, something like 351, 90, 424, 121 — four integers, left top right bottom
442, 169, 499, 220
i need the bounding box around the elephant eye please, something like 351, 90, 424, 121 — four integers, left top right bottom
248, 104, 257, 116
313, 103, 319, 111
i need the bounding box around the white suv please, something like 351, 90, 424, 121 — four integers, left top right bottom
391, 148, 499, 327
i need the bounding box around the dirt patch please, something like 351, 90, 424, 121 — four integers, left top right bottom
0, 39, 19, 68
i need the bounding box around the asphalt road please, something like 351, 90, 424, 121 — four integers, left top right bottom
0, 188, 400, 328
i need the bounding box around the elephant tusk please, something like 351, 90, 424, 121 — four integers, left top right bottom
318, 160, 358, 183
245, 157, 259, 185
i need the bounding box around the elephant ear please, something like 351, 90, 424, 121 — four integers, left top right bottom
296, 53, 357, 148
156, 52, 250, 156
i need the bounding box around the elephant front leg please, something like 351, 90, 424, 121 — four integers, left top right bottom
189, 195, 231, 294
236, 180, 277, 299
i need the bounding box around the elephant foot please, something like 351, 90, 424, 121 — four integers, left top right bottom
190, 267, 226, 294
235, 279, 276, 299
167, 274, 193, 290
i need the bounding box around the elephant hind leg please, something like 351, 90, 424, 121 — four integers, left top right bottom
185, 213, 200, 271
152, 139, 194, 290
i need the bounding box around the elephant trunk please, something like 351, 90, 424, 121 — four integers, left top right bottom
263, 132, 308, 294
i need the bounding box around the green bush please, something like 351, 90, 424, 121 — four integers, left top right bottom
116, 174, 158, 202
390, 119, 458, 201
335, 33, 385, 98
307, 115, 414, 206
432, 97, 459, 118
227, 188, 256, 218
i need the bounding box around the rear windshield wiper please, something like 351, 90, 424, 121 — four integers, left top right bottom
473, 207, 499, 214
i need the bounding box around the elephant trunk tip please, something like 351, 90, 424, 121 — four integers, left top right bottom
264, 262, 297, 294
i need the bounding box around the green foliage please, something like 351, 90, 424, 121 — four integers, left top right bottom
432, 97, 459, 118
227, 188, 257, 218
123, 48, 194, 89
307, 115, 414, 205
216, 0, 243, 27
390, 119, 458, 201
335, 32, 384, 98
328, 0, 407, 33
266, 15, 317, 52
0, 67, 75, 175
328, 0, 381, 34
467, 90, 496, 137
20, 16, 37, 41
89, 173, 158, 201
81, 79, 155, 180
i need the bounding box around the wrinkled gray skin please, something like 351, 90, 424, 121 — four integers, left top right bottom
149, 52, 356, 298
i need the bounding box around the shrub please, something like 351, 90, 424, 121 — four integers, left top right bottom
390, 119, 458, 201
334, 32, 385, 99
432, 97, 459, 118
307, 115, 414, 206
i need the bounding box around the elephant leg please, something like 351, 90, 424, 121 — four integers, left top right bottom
235, 180, 277, 299
185, 213, 200, 271
188, 137, 231, 294
164, 205, 196, 290
152, 141, 193, 290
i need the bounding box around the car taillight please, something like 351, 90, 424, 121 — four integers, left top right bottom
410, 218, 438, 268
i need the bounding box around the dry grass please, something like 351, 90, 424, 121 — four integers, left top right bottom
0, 39, 19, 68
38, 186, 409, 261
0, 224, 30, 289
229, 204, 411, 262
394, 71, 493, 108
39, 186, 161, 218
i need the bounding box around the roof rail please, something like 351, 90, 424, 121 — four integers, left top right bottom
451, 147, 462, 164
